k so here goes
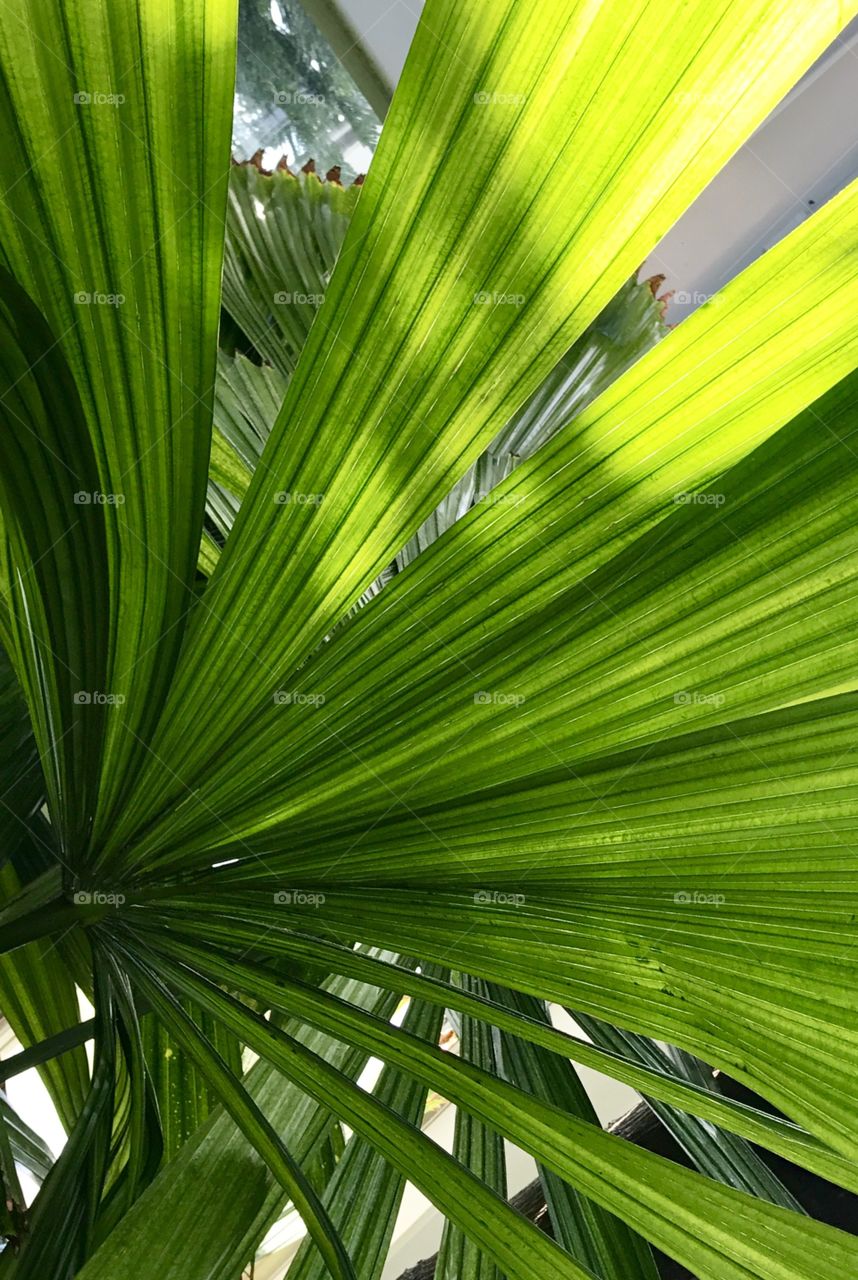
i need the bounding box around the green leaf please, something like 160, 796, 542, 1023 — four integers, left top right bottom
574, 1014, 803, 1210
0, 616, 44, 855
79, 960, 406, 1280
4, 1, 858, 1276
0, 1092, 55, 1184
213, 352, 285, 482
112, 937, 357, 1280
140, 904, 858, 1195
112, 174, 858, 871
140, 999, 242, 1163
492, 987, 659, 1280
396, 276, 667, 576
118, 935, 610, 1280
0, 0, 237, 853
1, 1021, 94, 1085
96, 951, 163, 1236
137, 932, 858, 1280
4, 972, 118, 1280
0, 274, 109, 846
0, 647, 89, 1132
106, 0, 849, 856
289, 984, 443, 1280
259, 883, 858, 1165
435, 974, 508, 1280
215, 168, 664, 595
0, 879, 90, 1134
205, 352, 287, 547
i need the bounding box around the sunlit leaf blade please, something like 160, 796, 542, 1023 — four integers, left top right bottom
108, 0, 851, 853
487, 278, 667, 462
205, 353, 287, 547
217, 169, 665, 585
196, 530, 220, 579
213, 352, 285, 481
0, 0, 237, 853
266, 885, 858, 1163
2, 0, 858, 1275
110, 174, 858, 867
390, 276, 667, 581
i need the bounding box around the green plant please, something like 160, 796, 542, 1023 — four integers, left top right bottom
0, 1, 857, 1278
